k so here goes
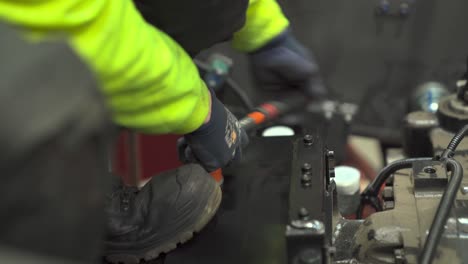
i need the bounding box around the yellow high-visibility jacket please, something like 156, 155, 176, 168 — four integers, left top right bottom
0, 0, 289, 134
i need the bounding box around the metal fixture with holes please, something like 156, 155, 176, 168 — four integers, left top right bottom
287, 133, 336, 264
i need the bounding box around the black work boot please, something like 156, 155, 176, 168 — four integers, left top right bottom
104, 164, 222, 264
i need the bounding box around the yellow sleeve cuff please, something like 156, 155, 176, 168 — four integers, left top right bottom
232, 0, 289, 52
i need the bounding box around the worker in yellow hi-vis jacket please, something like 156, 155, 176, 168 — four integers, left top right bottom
0, 0, 325, 263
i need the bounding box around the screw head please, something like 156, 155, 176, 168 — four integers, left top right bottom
298, 207, 309, 219
301, 173, 313, 187
303, 134, 314, 146
423, 166, 437, 174
302, 163, 312, 173
290, 219, 325, 233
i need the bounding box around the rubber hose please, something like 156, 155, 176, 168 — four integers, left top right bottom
443, 124, 468, 158
364, 157, 433, 196
420, 158, 463, 264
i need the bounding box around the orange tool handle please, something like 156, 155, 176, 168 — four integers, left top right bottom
210, 168, 224, 184
208, 94, 306, 184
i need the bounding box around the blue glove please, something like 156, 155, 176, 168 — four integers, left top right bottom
250, 29, 327, 98
181, 91, 248, 172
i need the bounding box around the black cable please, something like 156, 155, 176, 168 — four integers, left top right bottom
419, 124, 468, 263
362, 113, 467, 203
357, 157, 433, 218
420, 158, 463, 264
363, 157, 434, 197
356, 195, 382, 219
442, 124, 468, 159
357, 120, 468, 260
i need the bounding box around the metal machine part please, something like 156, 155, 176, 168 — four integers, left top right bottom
334, 166, 361, 217
332, 93, 468, 264
333, 150, 468, 263
340, 161, 451, 264
437, 95, 468, 133
402, 111, 439, 158
287, 134, 336, 264
155, 91, 468, 264
305, 100, 358, 164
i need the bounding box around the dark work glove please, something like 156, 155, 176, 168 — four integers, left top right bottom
182, 92, 248, 172
250, 29, 327, 98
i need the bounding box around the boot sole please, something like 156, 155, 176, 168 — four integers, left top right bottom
104, 185, 222, 264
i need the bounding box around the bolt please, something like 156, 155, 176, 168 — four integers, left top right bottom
423, 166, 437, 174
303, 134, 314, 146
301, 172, 312, 187
291, 219, 325, 233
461, 186, 468, 195
302, 163, 312, 173
309, 220, 325, 233
326, 150, 335, 179
298, 207, 309, 219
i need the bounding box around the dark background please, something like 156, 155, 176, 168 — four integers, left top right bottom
199, 0, 468, 142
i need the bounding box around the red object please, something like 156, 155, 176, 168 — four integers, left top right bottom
343, 213, 357, 220
360, 204, 377, 219
343, 143, 381, 219
113, 131, 182, 184
260, 103, 279, 118
343, 143, 377, 181
210, 168, 224, 183
138, 134, 182, 179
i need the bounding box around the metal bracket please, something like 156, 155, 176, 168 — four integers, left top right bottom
286, 133, 335, 264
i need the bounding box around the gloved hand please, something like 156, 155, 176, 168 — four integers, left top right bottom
250, 29, 327, 98
181, 91, 248, 172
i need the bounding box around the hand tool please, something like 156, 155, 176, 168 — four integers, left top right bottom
180, 93, 308, 183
